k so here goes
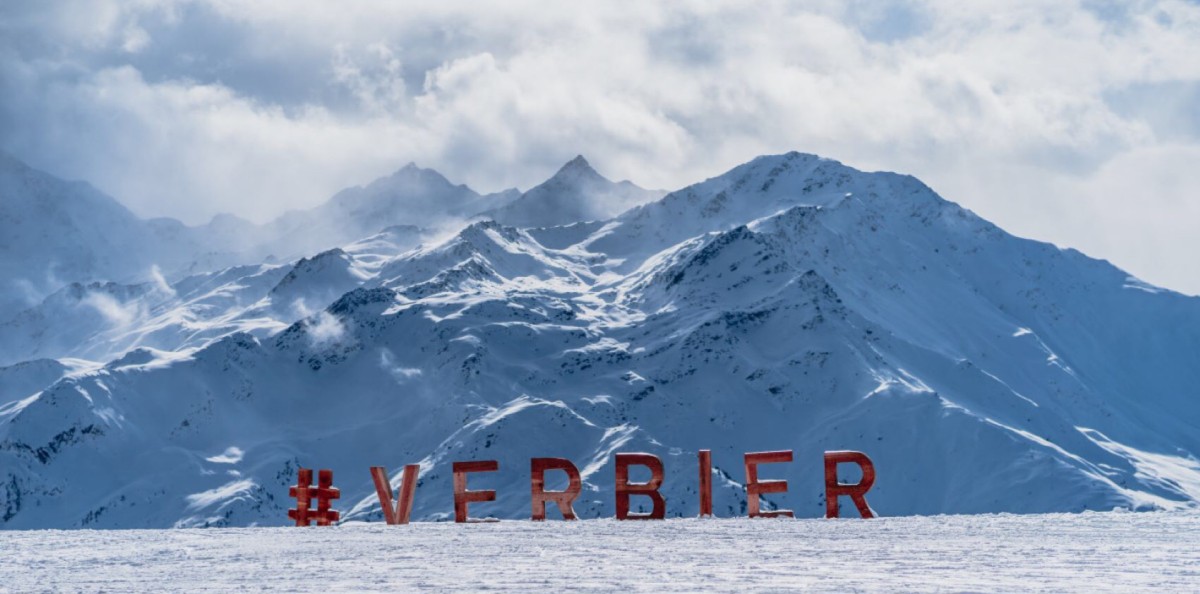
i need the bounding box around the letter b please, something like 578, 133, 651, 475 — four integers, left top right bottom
614, 453, 665, 520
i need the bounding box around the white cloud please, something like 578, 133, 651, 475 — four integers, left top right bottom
205, 446, 244, 464
149, 265, 176, 297
305, 310, 347, 347
1, 0, 1199, 293
121, 23, 151, 53
81, 291, 141, 328
379, 348, 422, 384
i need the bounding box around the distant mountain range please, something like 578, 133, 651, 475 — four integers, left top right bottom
1, 150, 1197, 528
0, 152, 659, 316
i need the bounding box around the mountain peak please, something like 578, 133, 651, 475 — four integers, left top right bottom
477, 155, 662, 228
356, 162, 465, 198
386, 161, 441, 181
553, 155, 601, 180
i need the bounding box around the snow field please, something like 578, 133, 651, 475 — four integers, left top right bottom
2, 510, 1197, 593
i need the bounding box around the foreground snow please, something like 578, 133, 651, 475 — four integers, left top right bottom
2, 511, 1197, 592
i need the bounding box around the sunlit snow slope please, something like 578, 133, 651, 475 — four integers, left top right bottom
1, 152, 1197, 528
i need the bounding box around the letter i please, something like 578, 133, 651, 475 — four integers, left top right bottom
698, 449, 713, 518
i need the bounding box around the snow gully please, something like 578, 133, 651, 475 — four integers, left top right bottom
355, 449, 876, 525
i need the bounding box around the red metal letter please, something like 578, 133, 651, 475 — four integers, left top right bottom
288, 468, 340, 526
744, 450, 794, 518
371, 464, 419, 525
288, 468, 313, 526
824, 450, 876, 519
614, 453, 666, 520
453, 460, 499, 523
698, 449, 713, 518
530, 458, 582, 521
313, 469, 340, 526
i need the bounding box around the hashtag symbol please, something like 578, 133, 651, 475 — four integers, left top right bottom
288, 468, 341, 526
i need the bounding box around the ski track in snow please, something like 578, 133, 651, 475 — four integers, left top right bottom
2, 511, 1198, 593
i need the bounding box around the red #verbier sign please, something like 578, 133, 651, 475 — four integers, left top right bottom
289, 449, 875, 525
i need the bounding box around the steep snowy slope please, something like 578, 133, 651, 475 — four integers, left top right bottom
481, 156, 664, 228
0, 359, 94, 409
0, 153, 175, 314
1, 153, 1197, 529
578, 152, 860, 267
0, 153, 299, 317
0, 224, 425, 369
0, 281, 173, 367
0, 223, 434, 423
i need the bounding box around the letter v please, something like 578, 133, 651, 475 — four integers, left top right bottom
370, 464, 419, 525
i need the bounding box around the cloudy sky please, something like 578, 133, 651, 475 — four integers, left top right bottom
2, 1, 1198, 293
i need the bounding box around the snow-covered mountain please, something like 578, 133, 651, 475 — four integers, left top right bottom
2, 152, 1198, 529
0, 153, 185, 315
481, 156, 664, 228
0, 156, 481, 315
259, 164, 517, 260
0, 222, 426, 368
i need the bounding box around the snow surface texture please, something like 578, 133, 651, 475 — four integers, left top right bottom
1, 512, 1197, 592
1, 151, 1199, 529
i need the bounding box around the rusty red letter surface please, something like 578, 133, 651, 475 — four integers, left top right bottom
453, 460, 499, 523
698, 449, 713, 518
288, 468, 340, 526
744, 450, 794, 518
530, 457, 582, 521
824, 450, 876, 518
371, 464, 419, 525
614, 453, 666, 520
